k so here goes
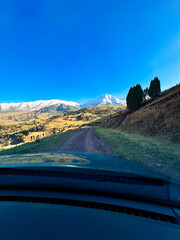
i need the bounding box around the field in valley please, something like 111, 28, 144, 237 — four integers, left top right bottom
0, 105, 124, 151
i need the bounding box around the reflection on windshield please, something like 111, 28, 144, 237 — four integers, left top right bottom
0, 152, 176, 181
0, 153, 89, 166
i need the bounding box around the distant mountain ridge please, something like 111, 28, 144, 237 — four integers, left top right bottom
0, 94, 126, 113
0, 100, 81, 113
81, 94, 126, 108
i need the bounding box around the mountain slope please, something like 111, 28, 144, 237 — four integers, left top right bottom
0, 100, 80, 113
97, 85, 180, 143
81, 94, 126, 108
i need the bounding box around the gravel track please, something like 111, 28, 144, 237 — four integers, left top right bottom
53, 127, 112, 155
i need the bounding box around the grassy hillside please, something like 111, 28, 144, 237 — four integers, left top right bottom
98, 84, 180, 143
94, 127, 180, 179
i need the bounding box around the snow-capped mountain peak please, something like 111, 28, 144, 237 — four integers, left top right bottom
0, 94, 126, 113
81, 94, 126, 108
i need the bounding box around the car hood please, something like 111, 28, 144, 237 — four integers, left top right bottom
0, 152, 179, 206
0, 152, 171, 180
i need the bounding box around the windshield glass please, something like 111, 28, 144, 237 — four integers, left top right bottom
0, 0, 180, 193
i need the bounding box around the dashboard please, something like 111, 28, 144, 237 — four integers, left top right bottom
0, 189, 180, 240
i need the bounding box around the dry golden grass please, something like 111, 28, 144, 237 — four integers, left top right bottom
0, 111, 52, 124
100, 85, 180, 142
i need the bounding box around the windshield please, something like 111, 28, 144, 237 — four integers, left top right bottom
0, 0, 180, 198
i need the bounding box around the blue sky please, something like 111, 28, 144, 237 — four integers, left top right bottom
0, 0, 180, 103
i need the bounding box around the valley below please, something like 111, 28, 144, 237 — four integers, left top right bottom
0, 105, 124, 150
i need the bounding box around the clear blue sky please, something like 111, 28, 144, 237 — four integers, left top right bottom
0, 0, 180, 103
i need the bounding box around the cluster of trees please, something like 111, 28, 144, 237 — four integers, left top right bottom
28, 124, 45, 132
149, 77, 161, 98
126, 84, 144, 111
0, 138, 9, 147
30, 133, 46, 142
126, 77, 161, 111
0, 125, 4, 131
11, 133, 25, 145
0, 123, 46, 146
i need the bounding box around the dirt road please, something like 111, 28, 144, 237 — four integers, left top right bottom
52, 127, 112, 155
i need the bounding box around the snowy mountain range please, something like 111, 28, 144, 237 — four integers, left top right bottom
0, 94, 126, 113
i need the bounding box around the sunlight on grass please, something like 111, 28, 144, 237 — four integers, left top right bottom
94, 127, 180, 179
0, 130, 76, 156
